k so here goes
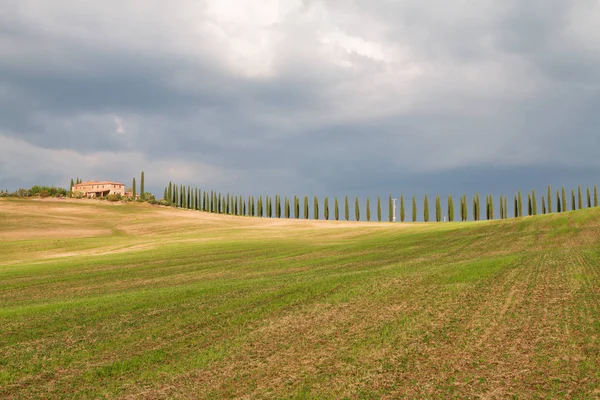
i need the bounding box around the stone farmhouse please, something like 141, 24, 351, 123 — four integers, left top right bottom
73, 181, 126, 198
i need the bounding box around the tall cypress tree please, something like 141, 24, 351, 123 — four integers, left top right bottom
377, 196, 382, 222
448, 195, 454, 222
285, 197, 291, 219
304, 196, 309, 219
70, 178, 74, 192
504, 197, 507, 219
473, 196, 478, 221
400, 195, 405, 222
485, 195, 490, 220
594, 185, 598, 207
528, 193, 532, 216
542, 195, 546, 214
295, 196, 300, 219
517, 190, 523, 217
460, 196, 465, 221
314, 196, 319, 220
499, 196, 504, 219
547, 185, 552, 213
334, 198, 339, 221
435, 196, 441, 222
323, 197, 329, 220
571, 189, 576, 211
353, 197, 359, 221
490, 194, 494, 219
140, 171, 145, 200
556, 190, 561, 213
578, 185, 583, 209
561, 187, 567, 212
475, 193, 481, 221
424, 194, 429, 222
163, 187, 167, 201
276, 195, 281, 218
189, 187, 192, 209
345, 196, 349, 221
366, 198, 371, 222
514, 195, 518, 218
132, 177, 137, 199
388, 195, 393, 222
531, 189, 537, 216
412, 196, 417, 222
587, 187, 592, 208
167, 182, 172, 203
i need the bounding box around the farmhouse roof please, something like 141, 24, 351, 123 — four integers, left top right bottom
73, 180, 124, 187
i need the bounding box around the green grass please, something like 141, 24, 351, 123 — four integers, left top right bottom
1, 198, 599, 398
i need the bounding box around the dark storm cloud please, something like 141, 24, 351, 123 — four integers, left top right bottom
0, 0, 599, 200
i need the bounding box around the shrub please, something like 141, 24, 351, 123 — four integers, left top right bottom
39, 190, 50, 198
72, 191, 84, 199
106, 194, 121, 202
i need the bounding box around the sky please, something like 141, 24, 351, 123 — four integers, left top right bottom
1, 0, 599, 218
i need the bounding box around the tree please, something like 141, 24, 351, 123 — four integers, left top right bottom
504, 197, 508, 220
514, 195, 518, 218
334, 198, 339, 221
474, 193, 481, 221
324, 197, 329, 220
140, 171, 145, 200
295, 196, 300, 219
314, 196, 319, 220
285, 197, 291, 218
163, 187, 167, 201
436, 196, 441, 222
276, 195, 281, 218
168, 182, 172, 203
400, 195, 405, 222
528, 193, 532, 216
69, 178, 74, 192
542, 195, 546, 215
571, 189, 576, 211
132, 177, 137, 199
489, 194, 494, 219
424, 194, 429, 222
556, 190, 561, 213
587, 187, 592, 208
499, 195, 504, 219
595, 185, 598, 207
304, 196, 309, 219
531, 189, 537, 216
345, 196, 349, 221
547, 185, 552, 213
366, 198, 371, 222
412, 196, 417, 222
578, 185, 583, 209
355, 197, 360, 221
517, 190, 523, 217
561, 187, 566, 212
388, 195, 393, 222
377, 196, 382, 222
448, 195, 454, 222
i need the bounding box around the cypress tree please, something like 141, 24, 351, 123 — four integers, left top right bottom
163, 187, 167, 201
435, 196, 441, 222
531, 190, 536, 215
514, 195, 518, 218
132, 177, 137, 199
400, 195, 405, 222
260, 196, 266, 217
218, 192, 223, 213
345, 196, 349, 221
188, 187, 192, 209
517, 190, 523, 217
561, 187, 567, 212
587, 187, 592, 208
180, 185, 184, 208
475, 193, 481, 221
424, 194, 429, 222
547, 185, 552, 213
295, 196, 300, 219
322, 197, 328, 220
412, 196, 417, 222
504, 197, 508, 219
460, 196, 465, 221
239, 195, 243, 215
594, 185, 598, 207
334, 198, 339, 221
473, 196, 478, 221
314, 196, 319, 220
556, 190, 561, 213
140, 171, 145, 200
355, 197, 360, 221
542, 195, 546, 214
276, 195, 281, 218
448, 195, 453, 222
304, 196, 309, 219
377, 196, 382, 222
70, 178, 74, 192
366, 198, 371, 222
499, 196, 504, 219
285, 197, 291, 219
485, 195, 490, 220
388, 195, 393, 222
578, 185, 583, 209
490, 194, 494, 219
197, 188, 200, 210
266, 196, 271, 218
528, 193, 532, 216
571, 189, 576, 211
167, 182, 172, 203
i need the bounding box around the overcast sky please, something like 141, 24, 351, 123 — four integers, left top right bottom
1, 0, 599, 213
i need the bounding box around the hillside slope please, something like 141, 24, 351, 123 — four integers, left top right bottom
1, 198, 599, 398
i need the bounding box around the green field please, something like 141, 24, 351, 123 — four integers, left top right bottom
1, 198, 599, 398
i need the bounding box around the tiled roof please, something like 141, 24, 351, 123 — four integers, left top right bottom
73, 181, 124, 187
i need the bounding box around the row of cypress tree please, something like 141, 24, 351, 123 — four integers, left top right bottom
161, 182, 599, 222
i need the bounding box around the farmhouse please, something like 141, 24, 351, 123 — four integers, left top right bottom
73, 181, 125, 198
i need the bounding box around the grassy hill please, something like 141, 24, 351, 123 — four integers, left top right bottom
1, 198, 599, 398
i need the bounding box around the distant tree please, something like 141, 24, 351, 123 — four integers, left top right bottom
448, 195, 454, 222
556, 190, 561, 213
587, 187, 592, 208
561, 187, 567, 213
266, 196, 271, 218
400, 195, 405, 222
276, 195, 281, 218
595, 185, 598, 207
485, 195, 490, 220
314, 196, 319, 220
531, 189, 537, 216
412, 196, 417, 222
571, 189, 576, 211
366, 198, 371, 222
435, 196, 441, 222
285, 197, 291, 219
334, 198, 339, 221
528, 193, 532, 216
517, 190, 523, 217
69, 178, 74, 192
578, 185, 583, 210
377, 196, 382, 222
304, 196, 309, 219
504, 197, 508, 219
167, 182, 172, 203
345, 196, 349, 221
295, 196, 300, 219
388, 195, 393, 222
188, 187, 192, 209
163, 187, 168, 201
499, 196, 504, 219
489, 194, 494, 219
547, 185, 552, 213
140, 171, 145, 200
323, 197, 329, 220
474, 193, 481, 221
132, 177, 137, 199
514, 195, 518, 218
355, 197, 360, 221
239, 196, 243, 215
541, 195, 546, 214
424, 194, 429, 222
